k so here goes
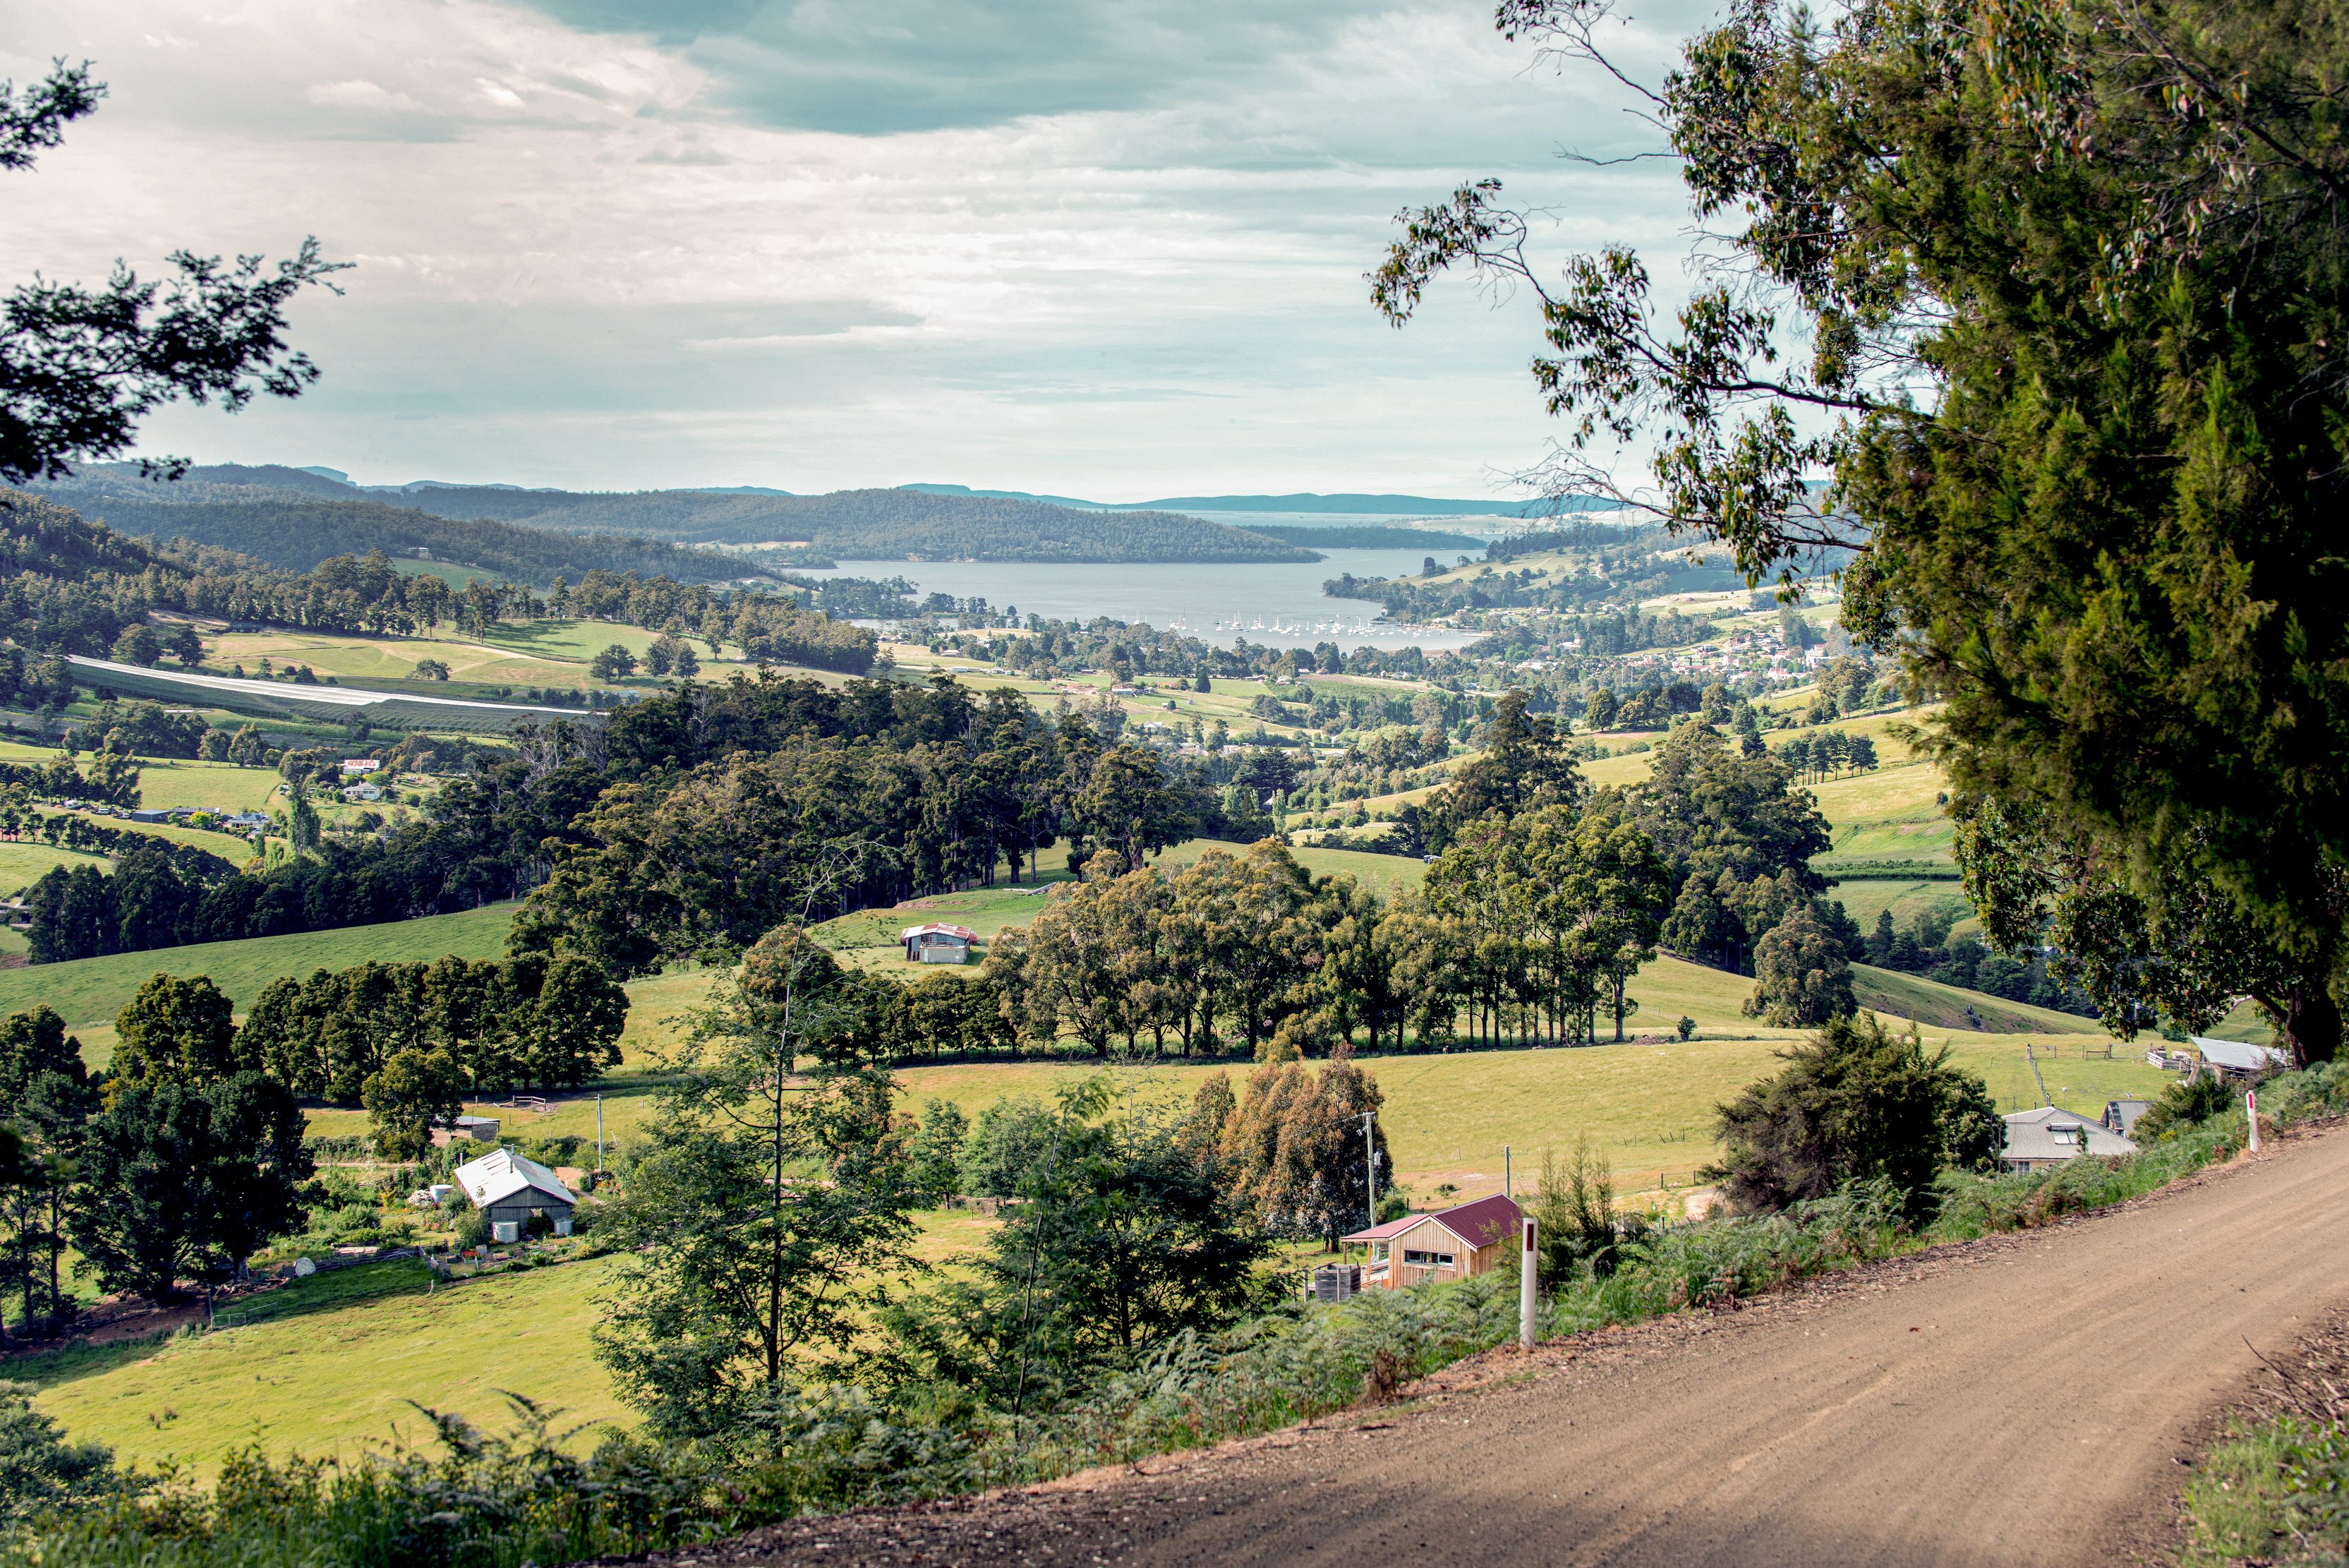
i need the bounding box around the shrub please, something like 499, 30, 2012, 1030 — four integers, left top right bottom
1703, 1011, 2000, 1214
2137, 1071, 2254, 1143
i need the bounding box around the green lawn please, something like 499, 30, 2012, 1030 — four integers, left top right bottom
125, 759, 284, 814
0, 840, 107, 898
31, 1205, 1000, 1478
0, 904, 517, 1032
30, 1255, 629, 1476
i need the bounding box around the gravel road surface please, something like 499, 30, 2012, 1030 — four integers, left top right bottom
663, 1122, 2349, 1567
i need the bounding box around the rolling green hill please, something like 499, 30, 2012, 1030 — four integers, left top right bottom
0, 903, 517, 1030
28, 472, 773, 585
35, 466, 1320, 565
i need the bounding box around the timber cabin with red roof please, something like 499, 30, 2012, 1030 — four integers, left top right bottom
1342, 1193, 1523, 1290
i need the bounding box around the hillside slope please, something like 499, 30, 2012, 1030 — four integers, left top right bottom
1849, 961, 2098, 1034
727, 1123, 2349, 1568
0, 903, 517, 1030
29, 474, 769, 584
40, 466, 1319, 563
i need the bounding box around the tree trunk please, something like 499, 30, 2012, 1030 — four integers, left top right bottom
2283, 976, 2342, 1067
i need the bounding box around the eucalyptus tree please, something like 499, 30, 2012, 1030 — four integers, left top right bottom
593, 899, 918, 1439
1375, 0, 2349, 1059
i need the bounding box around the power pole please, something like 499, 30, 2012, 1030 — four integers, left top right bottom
596, 1094, 605, 1176
1363, 1110, 1377, 1227
1504, 1145, 1511, 1198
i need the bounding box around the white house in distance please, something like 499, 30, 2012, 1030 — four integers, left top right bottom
2000, 1106, 2137, 1172
901, 922, 977, 964
1342, 1193, 1523, 1290
454, 1147, 578, 1242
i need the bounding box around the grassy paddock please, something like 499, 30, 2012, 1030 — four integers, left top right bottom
32, 1207, 996, 1478
31, 1255, 627, 1476
0, 904, 517, 1032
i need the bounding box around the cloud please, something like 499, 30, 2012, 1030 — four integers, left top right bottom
0, 0, 1710, 495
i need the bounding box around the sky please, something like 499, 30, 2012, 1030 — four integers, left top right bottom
1, 0, 1703, 499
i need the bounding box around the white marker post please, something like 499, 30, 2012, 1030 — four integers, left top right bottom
1519, 1214, 1538, 1350
2248, 1087, 2262, 1154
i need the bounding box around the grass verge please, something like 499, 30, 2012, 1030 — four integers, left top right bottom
18, 1064, 2334, 1568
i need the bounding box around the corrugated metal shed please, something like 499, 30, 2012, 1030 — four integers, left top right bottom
454, 1148, 578, 1211
2190, 1037, 2290, 1076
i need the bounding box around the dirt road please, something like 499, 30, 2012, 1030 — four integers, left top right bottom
687, 1124, 2349, 1567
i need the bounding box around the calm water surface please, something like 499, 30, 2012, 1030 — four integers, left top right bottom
799, 548, 1485, 652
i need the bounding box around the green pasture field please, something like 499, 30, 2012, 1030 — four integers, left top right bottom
0, 840, 106, 897
30, 1205, 996, 1476
28, 1255, 627, 1476
0, 903, 518, 1034
543, 946, 2151, 1193
205, 622, 763, 696
1149, 838, 1430, 898
1825, 879, 1975, 934
123, 759, 284, 814
391, 559, 500, 588
886, 972, 2159, 1200
1850, 963, 2091, 1033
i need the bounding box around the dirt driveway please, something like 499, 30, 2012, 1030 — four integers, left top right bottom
673, 1123, 2349, 1567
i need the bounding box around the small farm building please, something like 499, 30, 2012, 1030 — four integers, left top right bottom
2190, 1037, 2290, 1081
454, 1148, 577, 1242
1341, 1193, 1523, 1291
901, 922, 977, 964
2000, 1106, 2136, 1171
430, 1114, 501, 1147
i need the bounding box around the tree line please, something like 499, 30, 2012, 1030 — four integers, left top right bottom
22, 673, 1230, 970
0, 1000, 311, 1337
0, 493, 876, 680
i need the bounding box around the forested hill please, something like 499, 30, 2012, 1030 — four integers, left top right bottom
28, 472, 770, 586
0, 491, 875, 673
380, 485, 1317, 561
40, 466, 1319, 563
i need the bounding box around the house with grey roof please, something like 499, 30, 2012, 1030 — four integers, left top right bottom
2001, 1106, 2137, 1171
454, 1148, 577, 1243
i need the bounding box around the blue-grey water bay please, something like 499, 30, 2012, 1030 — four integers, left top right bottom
799, 547, 1486, 651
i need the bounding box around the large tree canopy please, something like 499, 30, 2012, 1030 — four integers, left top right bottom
1377, 0, 2349, 1059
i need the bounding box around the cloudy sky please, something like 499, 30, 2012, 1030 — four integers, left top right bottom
1, 0, 1700, 498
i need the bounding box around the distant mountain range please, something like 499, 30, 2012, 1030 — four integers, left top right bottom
296, 467, 1603, 520
895, 483, 1554, 517
29, 465, 1323, 572
25, 469, 776, 586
